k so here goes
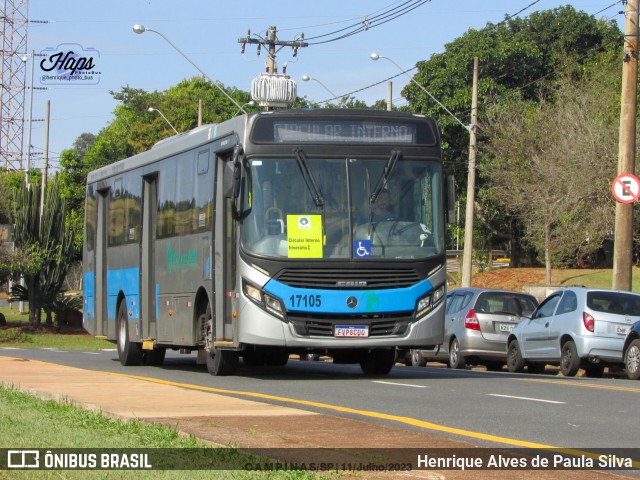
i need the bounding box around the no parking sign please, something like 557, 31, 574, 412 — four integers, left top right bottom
611, 173, 640, 204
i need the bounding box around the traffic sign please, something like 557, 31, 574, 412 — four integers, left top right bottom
611, 173, 640, 204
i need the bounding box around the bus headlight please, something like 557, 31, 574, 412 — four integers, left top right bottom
416, 284, 445, 318
264, 294, 284, 317
242, 280, 286, 320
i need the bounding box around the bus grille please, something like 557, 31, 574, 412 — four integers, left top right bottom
289, 312, 413, 337
275, 268, 421, 290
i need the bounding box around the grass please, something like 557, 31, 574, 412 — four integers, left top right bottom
0, 385, 339, 479
0, 306, 114, 350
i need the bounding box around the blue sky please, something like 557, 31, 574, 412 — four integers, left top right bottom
22, 0, 624, 170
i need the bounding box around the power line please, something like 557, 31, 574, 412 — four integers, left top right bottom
304, 0, 430, 45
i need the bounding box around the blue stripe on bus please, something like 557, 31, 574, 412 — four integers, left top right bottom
107, 268, 140, 320
263, 278, 433, 314
83, 272, 94, 318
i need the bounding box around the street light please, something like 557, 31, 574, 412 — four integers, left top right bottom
370, 53, 470, 132
371, 52, 478, 288
301, 75, 340, 102
148, 107, 179, 135
234, 100, 255, 116
132, 24, 247, 114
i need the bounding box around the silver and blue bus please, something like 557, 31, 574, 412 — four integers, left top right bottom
83, 109, 448, 375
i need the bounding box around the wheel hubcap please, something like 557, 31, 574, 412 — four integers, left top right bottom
628, 345, 640, 373
451, 342, 458, 364
118, 315, 126, 351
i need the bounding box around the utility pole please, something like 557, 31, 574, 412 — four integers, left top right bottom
613, 0, 639, 291
238, 26, 308, 75
387, 81, 393, 111
461, 57, 479, 288
39, 100, 50, 224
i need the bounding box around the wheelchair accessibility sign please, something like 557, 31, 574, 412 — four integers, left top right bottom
354, 240, 372, 258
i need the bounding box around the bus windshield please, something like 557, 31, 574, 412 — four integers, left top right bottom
241, 156, 444, 260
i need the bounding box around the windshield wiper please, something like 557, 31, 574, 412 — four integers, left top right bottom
370, 150, 401, 204
293, 147, 325, 207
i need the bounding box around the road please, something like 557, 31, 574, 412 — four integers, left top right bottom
1, 347, 638, 453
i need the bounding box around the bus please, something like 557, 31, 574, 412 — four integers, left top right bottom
83, 108, 449, 376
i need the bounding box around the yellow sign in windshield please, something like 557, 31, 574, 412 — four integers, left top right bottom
287, 215, 323, 258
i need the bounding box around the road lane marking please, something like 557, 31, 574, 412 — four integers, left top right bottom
487, 393, 565, 404
82, 352, 102, 355
372, 381, 429, 388
8, 356, 640, 468
512, 377, 640, 393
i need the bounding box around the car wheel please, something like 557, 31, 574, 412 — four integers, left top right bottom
560, 341, 580, 377
411, 349, 427, 367
448, 338, 466, 369
624, 339, 640, 380
584, 364, 605, 378
527, 363, 545, 374
506, 340, 525, 373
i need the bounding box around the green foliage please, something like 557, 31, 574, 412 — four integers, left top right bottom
11, 175, 77, 325
0, 328, 33, 344
402, 5, 622, 266
482, 52, 620, 272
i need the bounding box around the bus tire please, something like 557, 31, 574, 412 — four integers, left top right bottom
117, 301, 142, 366
206, 348, 239, 376
360, 349, 395, 375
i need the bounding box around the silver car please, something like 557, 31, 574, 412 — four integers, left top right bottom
507, 287, 640, 377
410, 288, 538, 370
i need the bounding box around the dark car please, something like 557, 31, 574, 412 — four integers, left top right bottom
623, 320, 640, 380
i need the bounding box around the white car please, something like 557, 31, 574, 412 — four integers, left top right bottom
506, 287, 640, 377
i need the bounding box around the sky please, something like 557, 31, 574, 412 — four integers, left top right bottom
17, 0, 625, 171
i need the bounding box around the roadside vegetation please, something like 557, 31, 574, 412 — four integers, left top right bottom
0, 385, 338, 480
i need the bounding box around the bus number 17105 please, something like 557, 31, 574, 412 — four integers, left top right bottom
289, 294, 322, 308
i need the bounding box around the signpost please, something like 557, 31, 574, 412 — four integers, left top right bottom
611, 173, 640, 204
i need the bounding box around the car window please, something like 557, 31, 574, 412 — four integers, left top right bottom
447, 293, 465, 314
474, 292, 538, 316
459, 292, 474, 311
533, 294, 561, 319
587, 291, 640, 316
556, 290, 578, 315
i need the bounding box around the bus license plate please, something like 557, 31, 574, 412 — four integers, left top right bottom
335, 325, 369, 338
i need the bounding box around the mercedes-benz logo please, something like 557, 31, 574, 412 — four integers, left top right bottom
346, 296, 358, 308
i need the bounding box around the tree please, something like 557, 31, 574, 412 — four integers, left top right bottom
482, 54, 620, 283
401, 6, 621, 263
11, 175, 76, 325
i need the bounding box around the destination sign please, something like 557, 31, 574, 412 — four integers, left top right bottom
272, 120, 416, 144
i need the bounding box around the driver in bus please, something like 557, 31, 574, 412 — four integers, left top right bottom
368, 188, 397, 223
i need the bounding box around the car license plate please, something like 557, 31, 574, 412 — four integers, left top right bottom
335, 325, 369, 337
499, 324, 514, 332
616, 325, 630, 335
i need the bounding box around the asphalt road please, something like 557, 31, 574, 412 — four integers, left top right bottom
1, 347, 638, 452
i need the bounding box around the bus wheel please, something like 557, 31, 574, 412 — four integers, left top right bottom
206, 349, 238, 376
117, 301, 142, 366
360, 349, 396, 375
